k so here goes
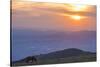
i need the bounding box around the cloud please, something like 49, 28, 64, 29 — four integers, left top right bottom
12, 1, 96, 31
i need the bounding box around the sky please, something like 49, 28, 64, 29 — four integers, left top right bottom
12, 0, 96, 31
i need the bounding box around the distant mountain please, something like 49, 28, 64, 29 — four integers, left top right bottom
36, 48, 96, 59
13, 30, 96, 41
12, 48, 96, 66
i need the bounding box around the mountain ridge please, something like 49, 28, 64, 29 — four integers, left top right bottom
12, 48, 96, 66
35, 48, 96, 59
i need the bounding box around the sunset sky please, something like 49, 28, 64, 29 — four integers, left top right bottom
12, 0, 96, 61
12, 0, 96, 31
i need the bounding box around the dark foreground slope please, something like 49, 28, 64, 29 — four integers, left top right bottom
12, 48, 96, 66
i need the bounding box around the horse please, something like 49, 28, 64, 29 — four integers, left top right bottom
25, 56, 37, 64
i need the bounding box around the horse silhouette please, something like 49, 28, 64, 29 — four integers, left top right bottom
25, 56, 37, 64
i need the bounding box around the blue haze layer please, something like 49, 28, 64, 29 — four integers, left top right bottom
12, 29, 96, 61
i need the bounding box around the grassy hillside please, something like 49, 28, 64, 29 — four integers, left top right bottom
12, 48, 96, 66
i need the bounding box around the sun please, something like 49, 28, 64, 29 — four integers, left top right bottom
71, 15, 81, 20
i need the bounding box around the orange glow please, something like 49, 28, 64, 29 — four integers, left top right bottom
12, 1, 96, 31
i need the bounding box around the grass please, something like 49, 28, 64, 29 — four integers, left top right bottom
12, 54, 96, 66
